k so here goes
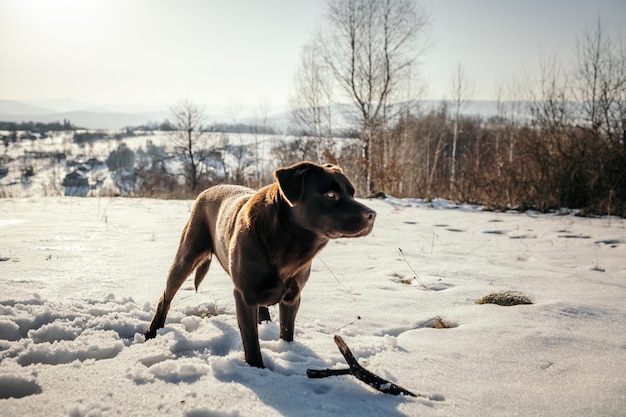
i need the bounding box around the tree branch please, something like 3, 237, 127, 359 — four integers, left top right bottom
307, 335, 421, 397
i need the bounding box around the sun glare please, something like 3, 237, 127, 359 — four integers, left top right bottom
25, 0, 93, 18
7, 0, 114, 27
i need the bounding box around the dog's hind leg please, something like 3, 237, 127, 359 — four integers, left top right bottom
145, 221, 212, 339
145, 257, 196, 339
258, 306, 271, 323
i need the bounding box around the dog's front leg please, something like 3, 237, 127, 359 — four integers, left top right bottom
279, 297, 300, 342
279, 276, 302, 341
234, 289, 263, 368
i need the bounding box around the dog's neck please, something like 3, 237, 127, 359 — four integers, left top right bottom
247, 183, 328, 278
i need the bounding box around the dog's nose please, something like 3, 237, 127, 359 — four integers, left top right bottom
364, 209, 376, 222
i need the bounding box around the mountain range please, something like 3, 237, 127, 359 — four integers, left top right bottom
0, 99, 174, 130
0, 98, 504, 130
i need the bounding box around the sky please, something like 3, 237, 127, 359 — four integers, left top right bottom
1, 0, 625, 112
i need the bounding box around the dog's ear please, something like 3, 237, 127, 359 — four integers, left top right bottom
322, 163, 344, 174
274, 161, 319, 207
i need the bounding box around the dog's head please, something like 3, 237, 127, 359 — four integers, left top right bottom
274, 161, 376, 239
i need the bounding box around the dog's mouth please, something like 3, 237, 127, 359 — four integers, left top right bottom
326, 224, 374, 239
325, 209, 376, 239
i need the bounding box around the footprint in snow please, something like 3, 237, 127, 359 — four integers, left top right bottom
0, 295, 146, 367
595, 238, 624, 247
0, 375, 42, 399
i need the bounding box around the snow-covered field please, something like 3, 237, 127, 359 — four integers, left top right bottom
1, 196, 625, 416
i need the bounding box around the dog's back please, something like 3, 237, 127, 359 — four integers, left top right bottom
191, 184, 255, 278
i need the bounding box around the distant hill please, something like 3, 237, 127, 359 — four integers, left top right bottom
0, 98, 511, 130
0, 100, 290, 130
0, 100, 55, 116
0, 109, 171, 130
0, 100, 169, 130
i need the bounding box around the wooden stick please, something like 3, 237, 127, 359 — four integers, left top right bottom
306, 368, 351, 378
306, 335, 420, 397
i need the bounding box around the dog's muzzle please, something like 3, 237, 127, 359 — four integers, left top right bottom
327, 208, 376, 239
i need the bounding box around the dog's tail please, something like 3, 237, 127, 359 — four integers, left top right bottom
194, 256, 212, 291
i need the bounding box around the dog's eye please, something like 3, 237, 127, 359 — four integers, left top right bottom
325, 191, 339, 200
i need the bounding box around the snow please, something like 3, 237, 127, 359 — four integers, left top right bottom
1, 196, 625, 416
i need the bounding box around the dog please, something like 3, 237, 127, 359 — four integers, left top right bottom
144, 161, 376, 368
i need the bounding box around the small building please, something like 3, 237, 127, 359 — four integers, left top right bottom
62, 171, 89, 197
85, 158, 105, 170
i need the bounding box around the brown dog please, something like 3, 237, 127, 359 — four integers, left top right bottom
144, 161, 376, 368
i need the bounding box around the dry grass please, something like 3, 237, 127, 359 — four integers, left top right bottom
418, 315, 457, 329
477, 291, 533, 306
431, 316, 456, 329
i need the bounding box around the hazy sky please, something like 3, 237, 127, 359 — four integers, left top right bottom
1, 0, 624, 111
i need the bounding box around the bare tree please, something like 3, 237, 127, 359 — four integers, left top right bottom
448, 61, 474, 193
424, 104, 448, 199
226, 100, 254, 185
170, 98, 212, 193
530, 52, 572, 131
313, 0, 430, 195
289, 42, 334, 149
253, 98, 271, 184
493, 81, 506, 167
502, 75, 527, 164
574, 16, 626, 144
